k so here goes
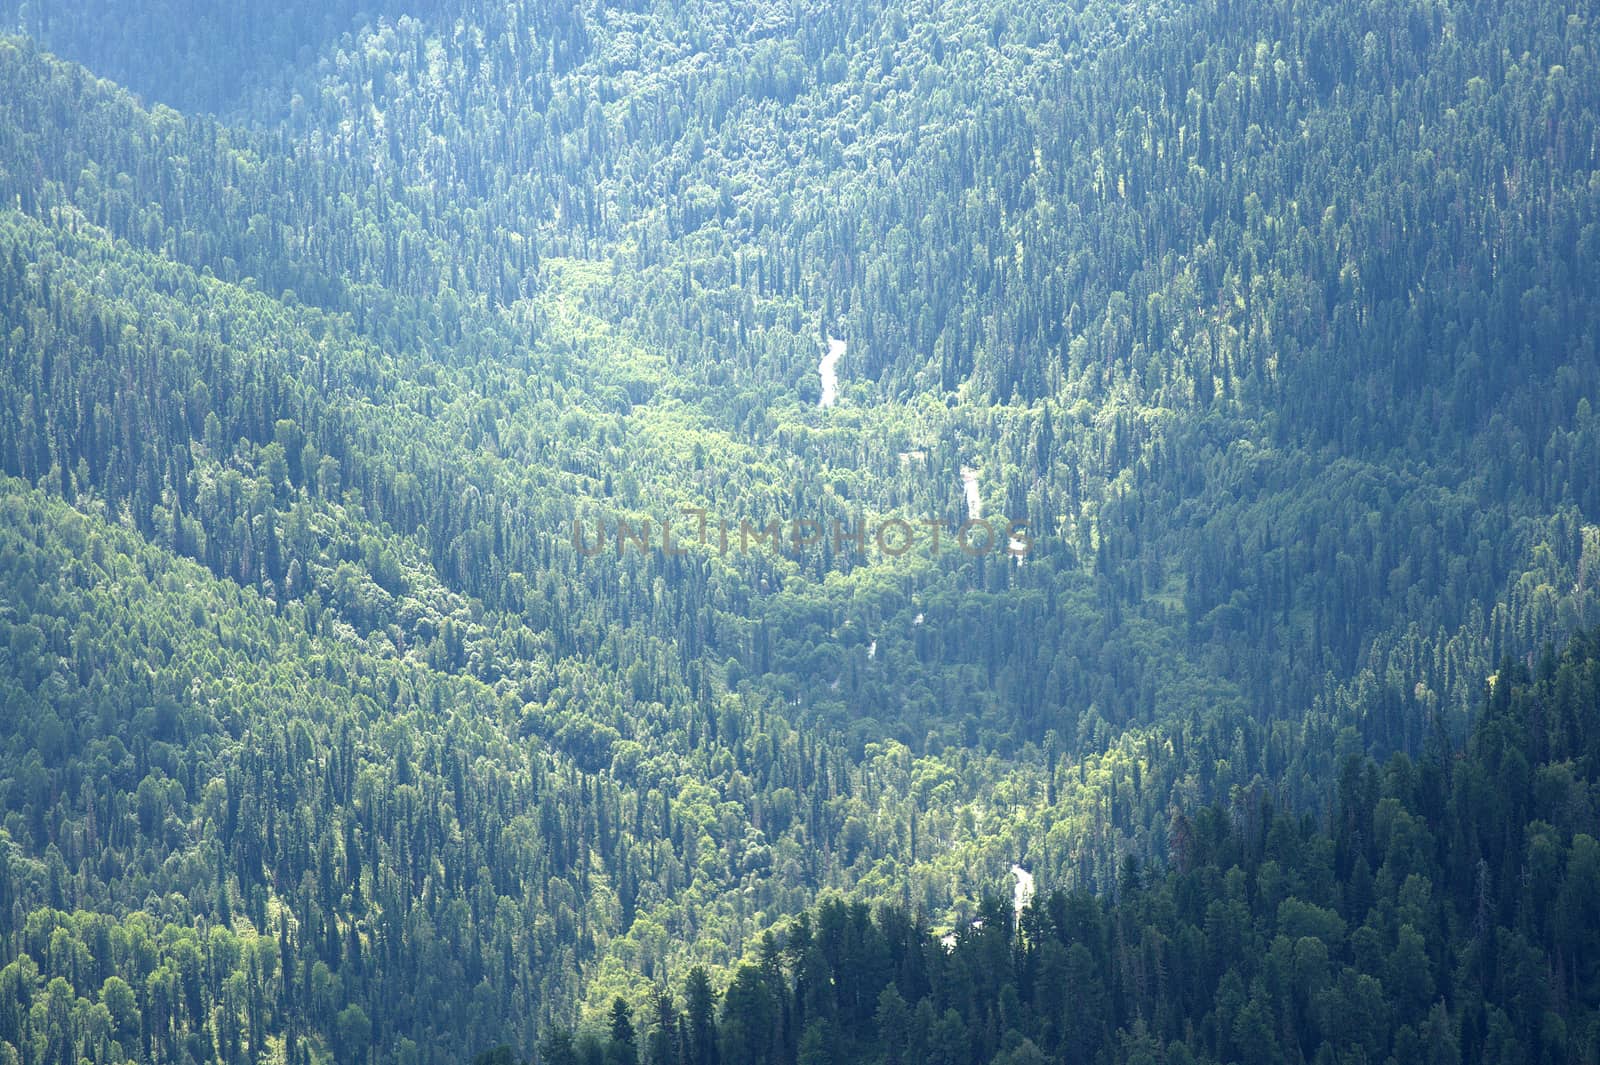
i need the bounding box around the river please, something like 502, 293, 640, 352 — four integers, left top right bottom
960, 465, 981, 518
819, 336, 846, 407
1011, 864, 1035, 917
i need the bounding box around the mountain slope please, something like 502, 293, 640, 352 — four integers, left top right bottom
0, 0, 1597, 1060
548, 628, 1600, 1065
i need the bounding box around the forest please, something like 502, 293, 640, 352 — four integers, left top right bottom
527, 629, 1600, 1065
0, 0, 1596, 1061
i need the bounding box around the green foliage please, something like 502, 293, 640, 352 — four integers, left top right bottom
0, 0, 1596, 1061
578, 631, 1600, 1064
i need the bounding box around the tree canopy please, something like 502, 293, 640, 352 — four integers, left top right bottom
0, 0, 1597, 1060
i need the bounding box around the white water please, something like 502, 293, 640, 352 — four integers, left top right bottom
960, 465, 981, 519
937, 866, 1034, 953
819, 336, 846, 407
1011, 864, 1035, 917
961, 464, 1028, 561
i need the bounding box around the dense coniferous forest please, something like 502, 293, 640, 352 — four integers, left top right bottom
527, 630, 1600, 1065
0, 0, 1595, 1061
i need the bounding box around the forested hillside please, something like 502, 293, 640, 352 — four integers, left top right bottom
0, 0, 1597, 1061
541, 629, 1600, 1065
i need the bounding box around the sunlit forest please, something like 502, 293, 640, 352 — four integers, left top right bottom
0, 0, 1597, 1061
